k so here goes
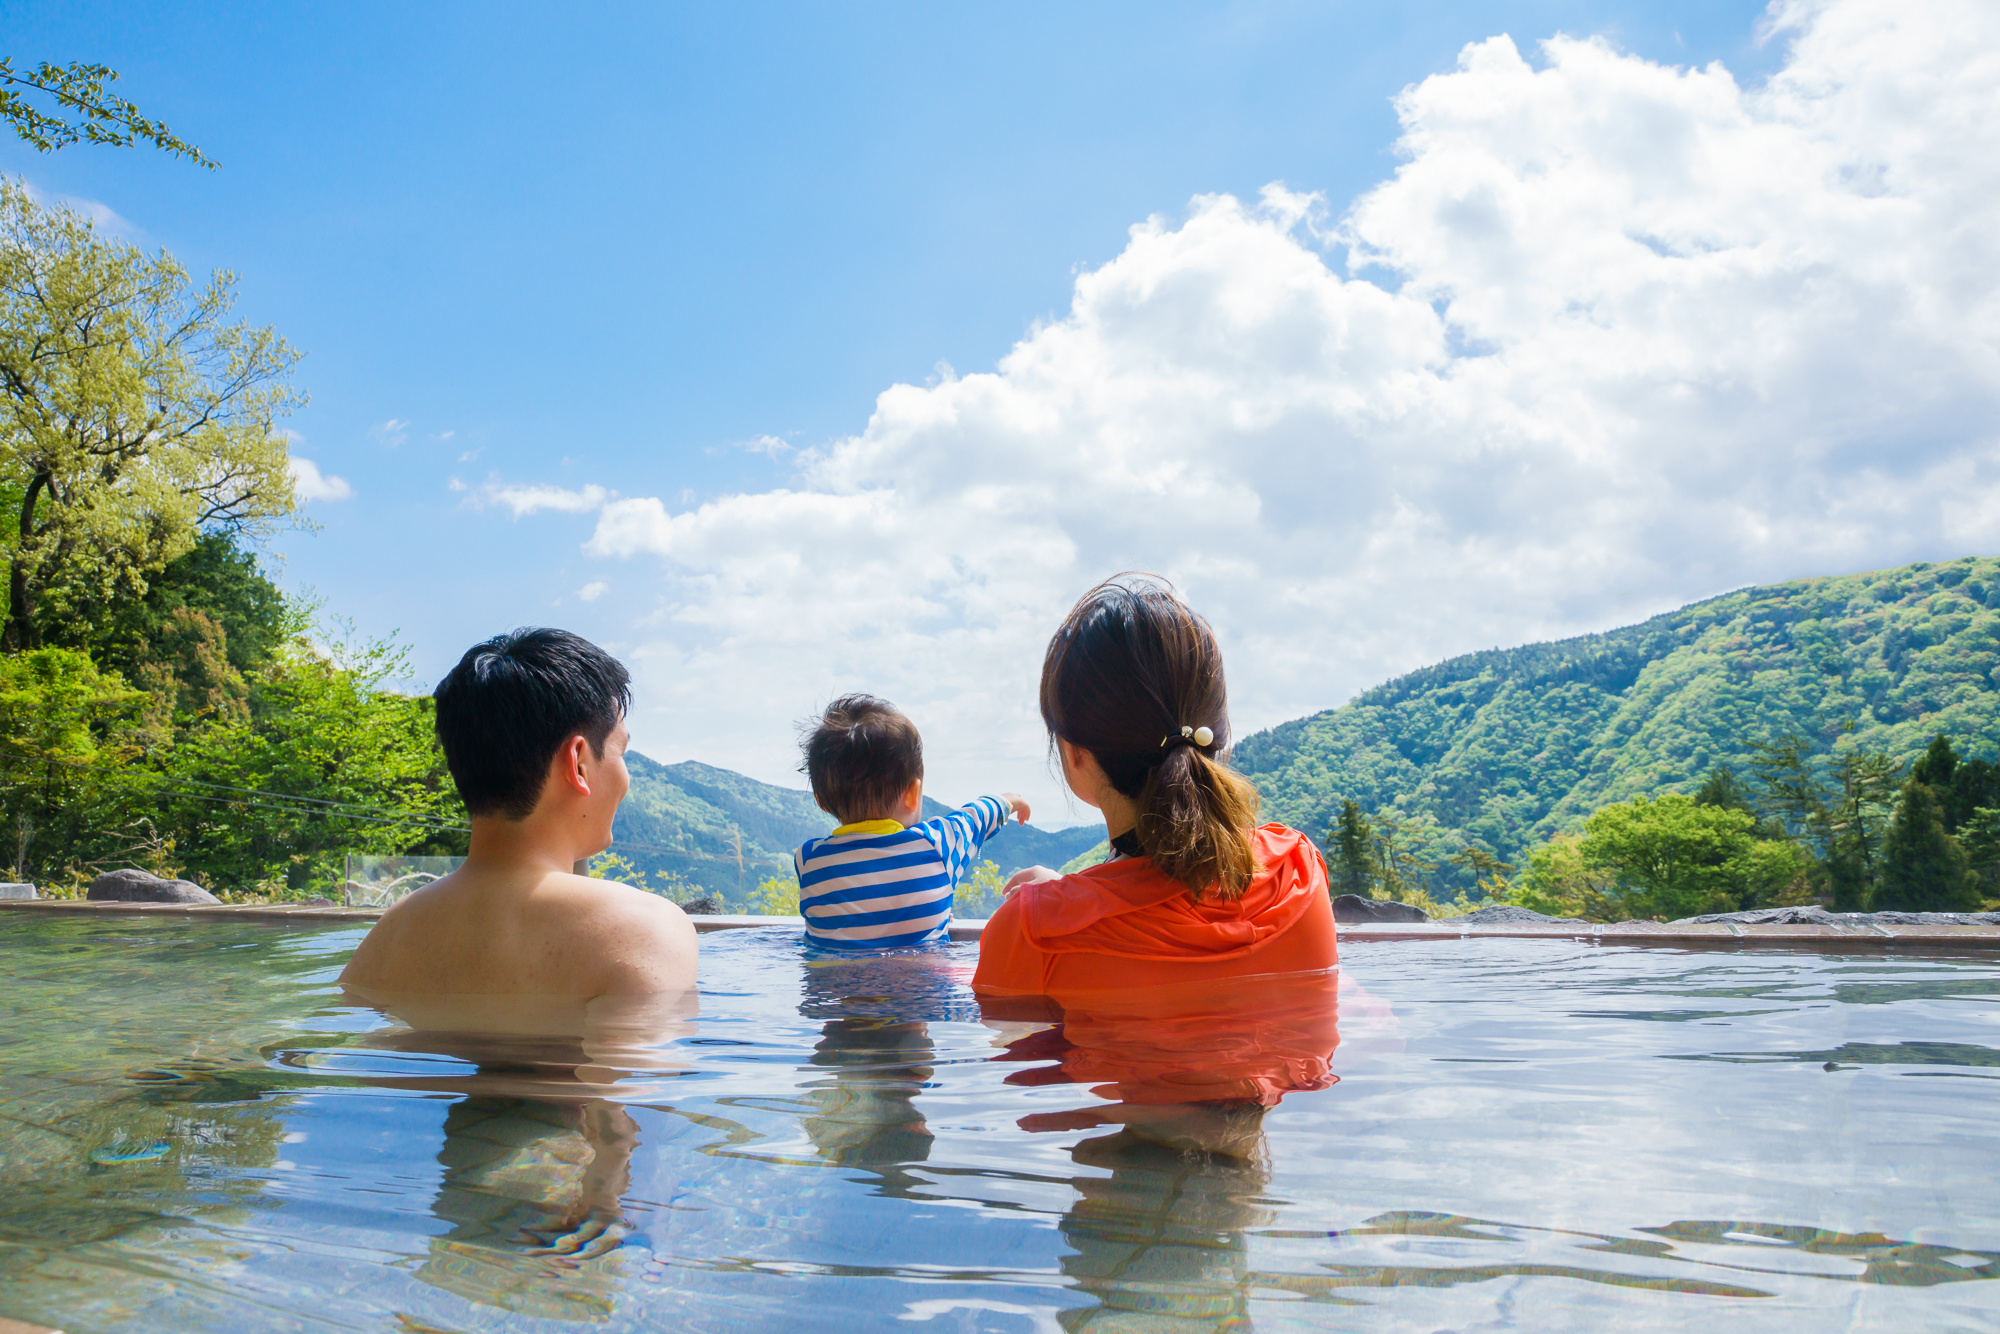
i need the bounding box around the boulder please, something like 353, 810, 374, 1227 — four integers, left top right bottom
1679, 906, 1838, 926
0, 882, 35, 900
1677, 905, 2000, 927
87, 868, 220, 905
1438, 904, 1584, 925
677, 895, 725, 916
1332, 893, 1428, 923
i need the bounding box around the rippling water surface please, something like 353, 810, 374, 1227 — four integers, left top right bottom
1, 915, 1997, 1331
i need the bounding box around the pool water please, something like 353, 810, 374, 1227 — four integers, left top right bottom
1, 915, 1997, 1332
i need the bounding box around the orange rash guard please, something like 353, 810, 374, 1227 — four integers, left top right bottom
971, 823, 1337, 998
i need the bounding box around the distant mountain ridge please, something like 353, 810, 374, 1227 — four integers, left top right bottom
1234, 556, 2000, 883
611, 755, 1101, 905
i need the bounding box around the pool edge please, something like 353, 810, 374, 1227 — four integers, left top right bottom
3, 899, 1996, 950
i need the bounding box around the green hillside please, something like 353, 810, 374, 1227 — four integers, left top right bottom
611, 756, 824, 903
611, 755, 1100, 906
1234, 556, 2000, 885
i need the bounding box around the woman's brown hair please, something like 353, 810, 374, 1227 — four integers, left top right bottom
1040, 574, 1262, 897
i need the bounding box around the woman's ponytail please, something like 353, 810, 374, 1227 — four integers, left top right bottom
1134, 743, 1262, 897
1040, 574, 1263, 899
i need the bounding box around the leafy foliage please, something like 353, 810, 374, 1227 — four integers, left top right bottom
0, 58, 213, 165
1878, 778, 1984, 912
747, 873, 801, 916
74, 530, 290, 684
0, 646, 148, 880
953, 860, 1008, 918
1568, 794, 1807, 920
124, 629, 464, 897
0, 180, 300, 649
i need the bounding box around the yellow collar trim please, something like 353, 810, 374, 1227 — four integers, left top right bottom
832, 818, 907, 836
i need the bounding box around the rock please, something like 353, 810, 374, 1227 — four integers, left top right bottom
1674, 906, 2000, 927
1332, 894, 1427, 923
1865, 910, 2000, 926
1438, 904, 1584, 925
677, 895, 724, 916
0, 882, 35, 900
1679, 906, 1838, 926
299, 896, 337, 907
87, 868, 219, 905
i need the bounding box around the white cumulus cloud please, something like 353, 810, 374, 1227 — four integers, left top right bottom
289, 457, 353, 503
579, 580, 609, 602
570, 0, 2000, 813
477, 481, 614, 518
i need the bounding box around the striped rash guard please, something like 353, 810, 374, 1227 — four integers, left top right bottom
796, 795, 1011, 950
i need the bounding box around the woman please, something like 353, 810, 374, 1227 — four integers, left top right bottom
973, 575, 1337, 998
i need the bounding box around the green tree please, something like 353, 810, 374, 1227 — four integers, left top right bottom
747, 873, 801, 916
0, 179, 301, 649
1750, 734, 1830, 849
1578, 794, 1804, 921
77, 530, 289, 681
1822, 749, 1902, 910
1693, 765, 1754, 815
0, 58, 213, 164
1368, 808, 1436, 902
1911, 734, 2000, 838
1512, 834, 1610, 919
1447, 842, 1514, 901
1876, 779, 1983, 913
139, 631, 465, 896
1329, 799, 1373, 897
0, 646, 147, 879
1960, 807, 2000, 897
953, 859, 1007, 918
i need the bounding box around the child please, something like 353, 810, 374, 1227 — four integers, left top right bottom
796, 694, 1028, 950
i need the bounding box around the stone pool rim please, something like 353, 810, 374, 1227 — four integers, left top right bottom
5, 897, 2000, 951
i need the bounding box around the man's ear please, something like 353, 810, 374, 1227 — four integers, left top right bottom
558, 734, 593, 796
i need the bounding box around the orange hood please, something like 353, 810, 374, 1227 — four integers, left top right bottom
1015, 824, 1327, 960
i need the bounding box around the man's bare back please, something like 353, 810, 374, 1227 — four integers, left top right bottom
339, 629, 697, 1002
342, 862, 697, 998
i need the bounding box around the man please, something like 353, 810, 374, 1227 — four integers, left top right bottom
341, 627, 697, 1000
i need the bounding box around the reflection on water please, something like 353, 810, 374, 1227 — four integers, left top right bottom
978, 970, 1339, 1332
413, 1097, 634, 1321
2, 916, 2000, 1332
329, 986, 700, 1320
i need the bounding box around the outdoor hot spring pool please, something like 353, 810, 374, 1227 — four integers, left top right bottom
1, 916, 1997, 1332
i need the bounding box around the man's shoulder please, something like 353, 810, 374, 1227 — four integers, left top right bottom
560, 874, 693, 925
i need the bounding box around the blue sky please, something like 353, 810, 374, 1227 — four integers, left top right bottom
9, 1, 1991, 816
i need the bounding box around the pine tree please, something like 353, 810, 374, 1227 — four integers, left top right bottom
1330, 800, 1374, 898
1694, 766, 1752, 813
1876, 780, 1983, 912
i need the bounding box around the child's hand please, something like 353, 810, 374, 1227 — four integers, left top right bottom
1004, 865, 1060, 896
1002, 792, 1031, 825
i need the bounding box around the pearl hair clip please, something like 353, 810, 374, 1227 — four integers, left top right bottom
1161, 724, 1215, 748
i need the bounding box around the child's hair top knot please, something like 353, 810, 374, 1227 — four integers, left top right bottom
799, 693, 924, 824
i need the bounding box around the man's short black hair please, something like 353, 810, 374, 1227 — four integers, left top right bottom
433, 628, 632, 820
801, 694, 923, 823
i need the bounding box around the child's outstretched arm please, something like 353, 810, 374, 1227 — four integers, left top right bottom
917, 793, 1023, 887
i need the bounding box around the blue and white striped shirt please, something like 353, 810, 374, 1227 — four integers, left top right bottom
795, 795, 1010, 950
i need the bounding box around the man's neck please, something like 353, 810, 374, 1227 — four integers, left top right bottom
464, 815, 589, 878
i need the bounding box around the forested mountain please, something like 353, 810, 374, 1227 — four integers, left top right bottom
1234, 557, 2000, 885
612, 756, 1101, 905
